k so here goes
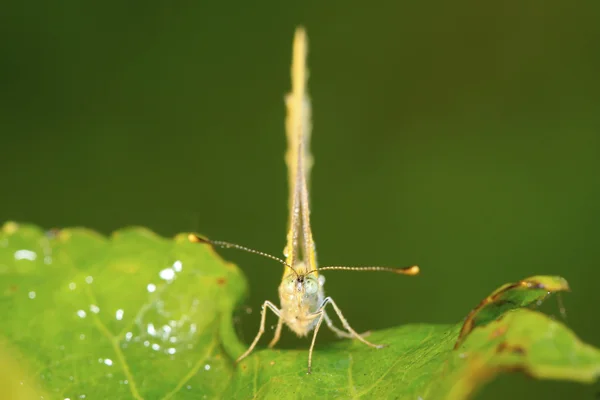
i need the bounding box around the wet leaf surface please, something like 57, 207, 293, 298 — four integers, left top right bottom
0, 222, 246, 399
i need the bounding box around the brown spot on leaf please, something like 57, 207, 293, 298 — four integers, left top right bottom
216, 277, 227, 286
4, 285, 18, 296
489, 325, 507, 339
496, 342, 526, 355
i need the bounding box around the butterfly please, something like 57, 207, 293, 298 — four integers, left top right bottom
189, 26, 419, 374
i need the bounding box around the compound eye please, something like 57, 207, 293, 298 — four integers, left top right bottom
284, 277, 295, 293
304, 277, 318, 294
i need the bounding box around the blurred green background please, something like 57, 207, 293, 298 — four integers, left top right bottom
2, 1, 599, 399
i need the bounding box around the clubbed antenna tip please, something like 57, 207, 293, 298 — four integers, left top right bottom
188, 233, 209, 244
395, 265, 420, 276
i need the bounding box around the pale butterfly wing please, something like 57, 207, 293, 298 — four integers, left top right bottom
283, 27, 317, 276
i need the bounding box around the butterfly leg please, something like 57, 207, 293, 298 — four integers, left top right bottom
307, 297, 383, 373
323, 312, 352, 338
324, 312, 372, 338
236, 300, 281, 364
268, 317, 284, 348
307, 310, 325, 374
321, 297, 384, 349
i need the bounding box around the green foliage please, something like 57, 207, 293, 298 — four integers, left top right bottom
1, 222, 598, 399
0, 222, 246, 399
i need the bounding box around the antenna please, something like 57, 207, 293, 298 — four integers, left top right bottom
307, 265, 420, 276
188, 234, 299, 277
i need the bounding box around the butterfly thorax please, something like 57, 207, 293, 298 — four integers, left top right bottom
278, 266, 325, 337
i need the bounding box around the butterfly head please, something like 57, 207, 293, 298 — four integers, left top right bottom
279, 267, 324, 306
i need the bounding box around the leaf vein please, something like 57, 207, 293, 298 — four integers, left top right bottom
85, 285, 144, 400
161, 336, 218, 400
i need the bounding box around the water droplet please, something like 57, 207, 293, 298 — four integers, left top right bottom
89, 304, 100, 314
115, 309, 124, 321
143, 340, 150, 347
44, 255, 52, 264
79, 395, 86, 399
204, 364, 211, 371
77, 310, 87, 318
172, 260, 183, 272
147, 283, 156, 293
167, 347, 176, 355
186, 385, 191, 390
85, 276, 93, 284
124, 380, 128, 385
14, 249, 37, 261
28, 291, 36, 299
169, 336, 177, 343
68, 282, 76, 290
159, 268, 175, 281
125, 332, 133, 341
79, 334, 85, 340
147, 323, 156, 336
152, 343, 160, 351
104, 359, 113, 366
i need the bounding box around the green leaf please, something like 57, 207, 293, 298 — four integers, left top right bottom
438, 309, 600, 399
227, 310, 599, 400
0, 222, 247, 399
1, 222, 599, 400
454, 275, 570, 348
